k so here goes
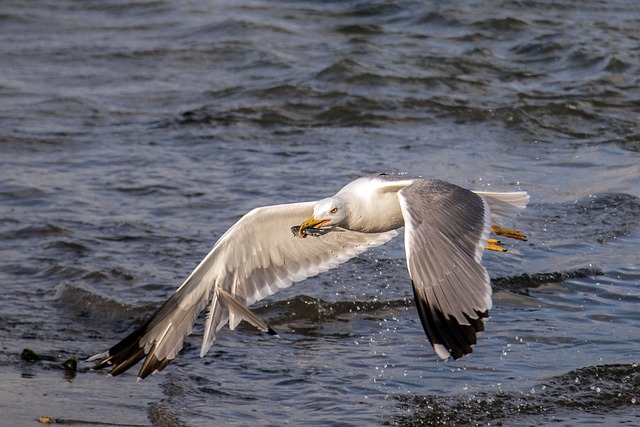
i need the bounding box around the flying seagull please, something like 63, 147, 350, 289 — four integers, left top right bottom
89, 173, 528, 379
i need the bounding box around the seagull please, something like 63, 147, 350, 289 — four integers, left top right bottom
89, 173, 528, 380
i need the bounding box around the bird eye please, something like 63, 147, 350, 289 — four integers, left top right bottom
330, 207, 338, 214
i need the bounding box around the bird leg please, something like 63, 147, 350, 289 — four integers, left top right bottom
486, 238, 506, 252
486, 225, 528, 252
491, 225, 527, 241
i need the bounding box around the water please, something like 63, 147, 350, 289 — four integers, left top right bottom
1, 0, 639, 425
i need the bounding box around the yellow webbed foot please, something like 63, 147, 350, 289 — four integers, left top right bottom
491, 225, 527, 241
486, 238, 507, 252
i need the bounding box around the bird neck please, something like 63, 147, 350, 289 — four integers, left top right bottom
341, 191, 404, 233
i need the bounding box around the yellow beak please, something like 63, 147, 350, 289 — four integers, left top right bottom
298, 215, 329, 238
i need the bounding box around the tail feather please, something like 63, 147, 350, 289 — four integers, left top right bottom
474, 190, 529, 223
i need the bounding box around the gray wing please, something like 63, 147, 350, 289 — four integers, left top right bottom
89, 202, 397, 379
398, 179, 492, 360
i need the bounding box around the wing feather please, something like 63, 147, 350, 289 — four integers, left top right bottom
398, 179, 492, 360
90, 201, 397, 378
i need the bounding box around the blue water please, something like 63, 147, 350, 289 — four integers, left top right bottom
1, 1, 639, 426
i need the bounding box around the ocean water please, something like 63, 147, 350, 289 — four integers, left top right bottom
1, 0, 639, 426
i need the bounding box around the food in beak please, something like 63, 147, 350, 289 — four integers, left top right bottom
292, 216, 330, 238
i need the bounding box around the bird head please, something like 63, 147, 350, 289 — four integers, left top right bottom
296, 197, 347, 238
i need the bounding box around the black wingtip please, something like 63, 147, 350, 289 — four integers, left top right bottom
91, 291, 189, 379
90, 331, 148, 377
91, 313, 156, 377
411, 281, 488, 360
137, 347, 174, 380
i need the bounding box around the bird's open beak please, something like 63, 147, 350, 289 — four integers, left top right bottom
297, 215, 329, 238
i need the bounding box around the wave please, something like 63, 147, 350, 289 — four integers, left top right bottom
393, 363, 640, 426
492, 267, 604, 295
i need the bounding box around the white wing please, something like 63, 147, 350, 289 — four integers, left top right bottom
89, 202, 397, 379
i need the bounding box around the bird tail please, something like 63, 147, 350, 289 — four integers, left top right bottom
473, 190, 529, 223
